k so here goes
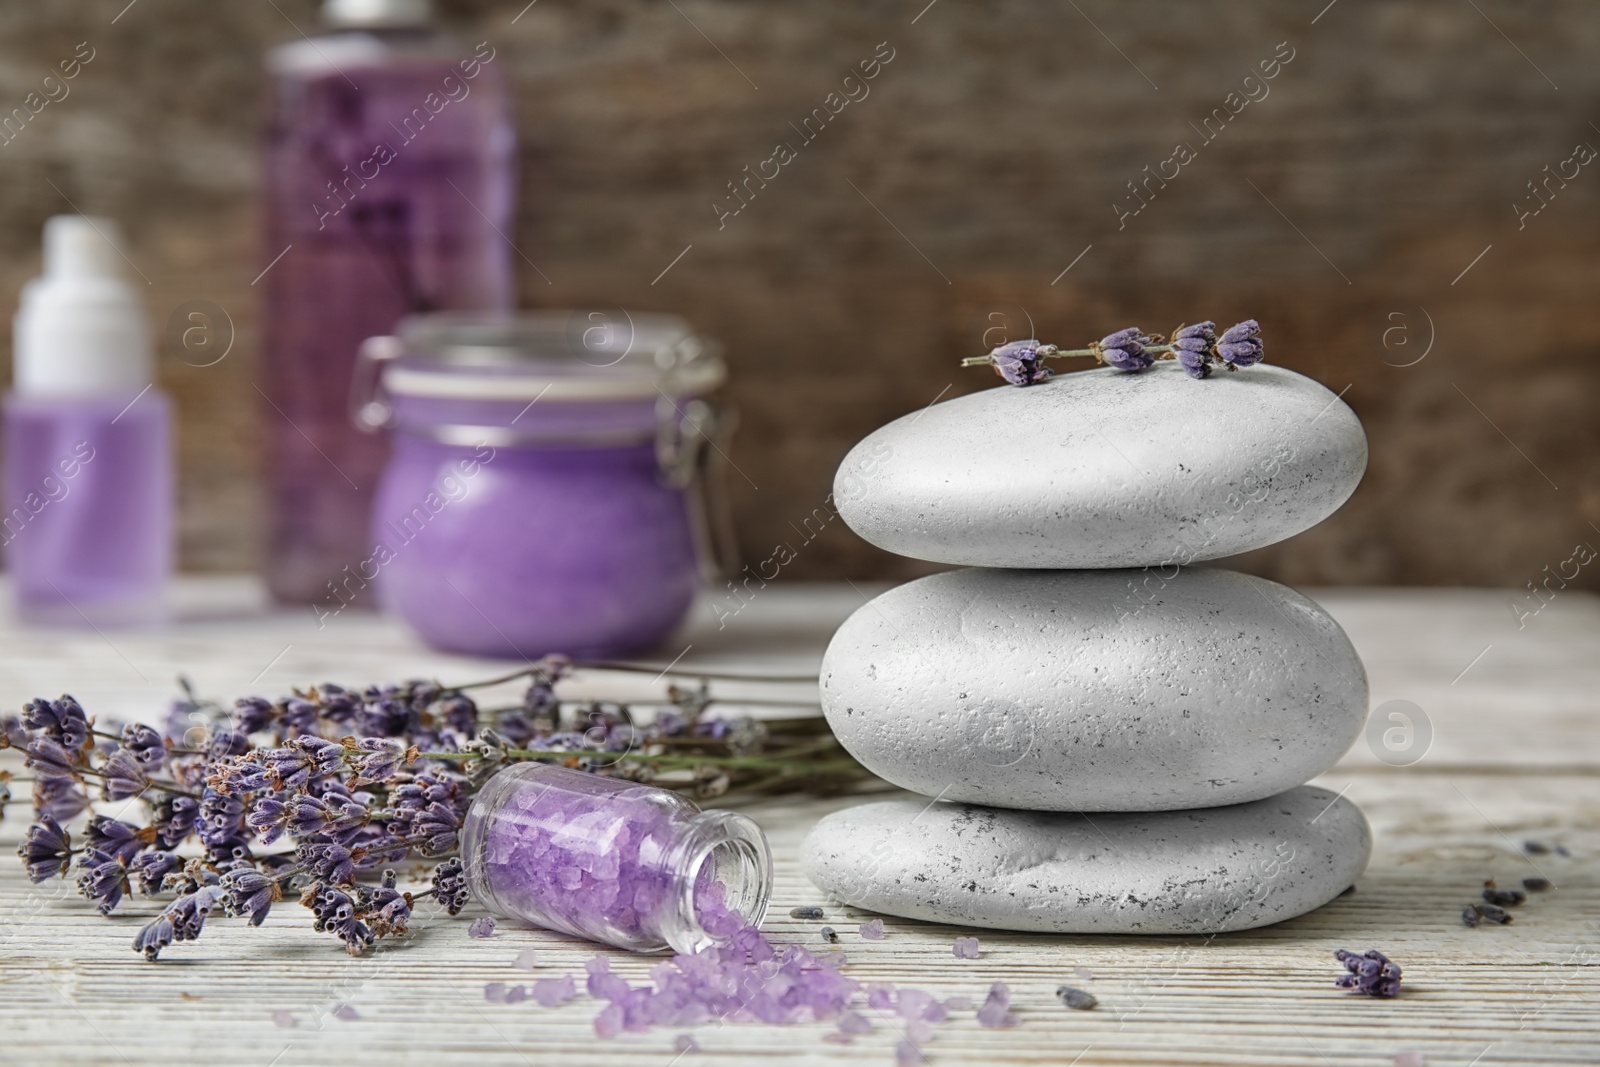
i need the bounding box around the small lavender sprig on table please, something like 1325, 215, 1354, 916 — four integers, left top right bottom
3, 656, 870, 961
962, 319, 1264, 385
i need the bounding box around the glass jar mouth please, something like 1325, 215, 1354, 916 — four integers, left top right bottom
670, 810, 773, 955
384, 310, 726, 403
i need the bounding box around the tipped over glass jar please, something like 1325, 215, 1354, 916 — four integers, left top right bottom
461, 763, 773, 953
350, 311, 730, 658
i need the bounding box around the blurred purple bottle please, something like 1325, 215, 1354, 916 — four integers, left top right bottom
261, 0, 515, 604
4, 216, 172, 626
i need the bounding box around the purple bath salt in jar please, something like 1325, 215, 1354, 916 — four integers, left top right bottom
461, 763, 772, 953
350, 310, 727, 657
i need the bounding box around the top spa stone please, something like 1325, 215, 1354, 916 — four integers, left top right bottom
834, 363, 1366, 568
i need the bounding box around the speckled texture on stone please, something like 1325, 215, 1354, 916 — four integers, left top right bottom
800, 786, 1371, 934
821, 567, 1368, 811
832, 363, 1367, 569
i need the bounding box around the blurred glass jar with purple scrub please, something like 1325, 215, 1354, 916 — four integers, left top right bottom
349, 311, 729, 658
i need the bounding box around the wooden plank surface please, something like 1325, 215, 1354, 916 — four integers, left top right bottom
1, 579, 1597, 1066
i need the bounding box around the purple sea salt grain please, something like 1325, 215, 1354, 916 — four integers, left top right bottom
673, 1034, 698, 1053
594, 1002, 624, 1039
858, 919, 885, 940
331, 1003, 360, 1021
838, 1011, 872, 1035
468, 917, 496, 939
513, 947, 539, 969
867, 985, 894, 1011
952, 936, 981, 959
976, 982, 1014, 1028
531, 975, 577, 1007
504, 985, 527, 1004
944, 995, 972, 1012
271, 1010, 296, 1028
484, 981, 507, 1003
894, 1040, 925, 1066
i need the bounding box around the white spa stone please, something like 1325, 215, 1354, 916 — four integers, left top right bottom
832, 362, 1366, 568
800, 785, 1370, 934
821, 567, 1367, 811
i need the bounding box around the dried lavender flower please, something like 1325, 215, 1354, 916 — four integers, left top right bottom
18, 816, 73, 882
1482, 887, 1526, 907
1478, 904, 1513, 924
1171, 321, 1216, 379
32, 777, 89, 822
987, 340, 1054, 386
819, 926, 839, 943
23, 696, 90, 751
84, 815, 151, 863
789, 905, 825, 920
1461, 905, 1482, 927
1334, 948, 1402, 997
99, 748, 150, 801
431, 857, 470, 916
24, 737, 79, 781
1096, 327, 1157, 372
76, 848, 130, 914
221, 868, 282, 926
1524, 877, 1552, 891
129, 850, 183, 896
231, 696, 276, 735
1216, 319, 1264, 368
1056, 985, 1098, 1010
119, 723, 167, 769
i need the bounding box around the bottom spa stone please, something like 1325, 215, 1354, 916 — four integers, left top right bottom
800, 785, 1370, 934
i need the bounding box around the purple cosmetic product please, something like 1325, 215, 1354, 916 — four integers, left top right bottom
460, 763, 772, 953
261, 0, 515, 604
344, 311, 726, 658
3, 216, 172, 626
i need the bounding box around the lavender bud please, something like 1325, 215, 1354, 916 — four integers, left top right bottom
987, 340, 1054, 387
1096, 327, 1156, 372
1216, 319, 1263, 367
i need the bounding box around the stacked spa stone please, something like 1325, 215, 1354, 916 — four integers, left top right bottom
801, 362, 1374, 934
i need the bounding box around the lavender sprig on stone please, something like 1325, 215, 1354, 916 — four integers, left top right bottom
962, 317, 1266, 385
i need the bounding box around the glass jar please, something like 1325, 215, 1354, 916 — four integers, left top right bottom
461, 763, 772, 953
349, 311, 729, 658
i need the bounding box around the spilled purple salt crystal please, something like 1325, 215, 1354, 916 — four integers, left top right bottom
952, 936, 981, 959
838, 1011, 872, 1035
976, 982, 1014, 1028
484, 981, 507, 1003
513, 947, 538, 970
531, 974, 577, 1007
468, 916, 496, 939
858, 918, 885, 940
504, 985, 527, 1004
331, 1003, 360, 1021
895, 1039, 925, 1065
866, 984, 895, 1011
894, 988, 945, 1022
673, 1034, 698, 1053
944, 995, 972, 1011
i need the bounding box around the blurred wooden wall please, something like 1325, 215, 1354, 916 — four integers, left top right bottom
0, 0, 1596, 590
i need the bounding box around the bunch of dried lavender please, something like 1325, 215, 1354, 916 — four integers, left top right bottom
3, 656, 867, 960
964, 319, 1264, 385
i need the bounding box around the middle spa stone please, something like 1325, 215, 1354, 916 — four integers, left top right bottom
822, 567, 1367, 812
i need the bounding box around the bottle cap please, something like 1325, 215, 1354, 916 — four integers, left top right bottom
12, 215, 152, 397
323, 0, 433, 27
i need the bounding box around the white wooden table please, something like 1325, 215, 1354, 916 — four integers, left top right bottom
2, 578, 1597, 1066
